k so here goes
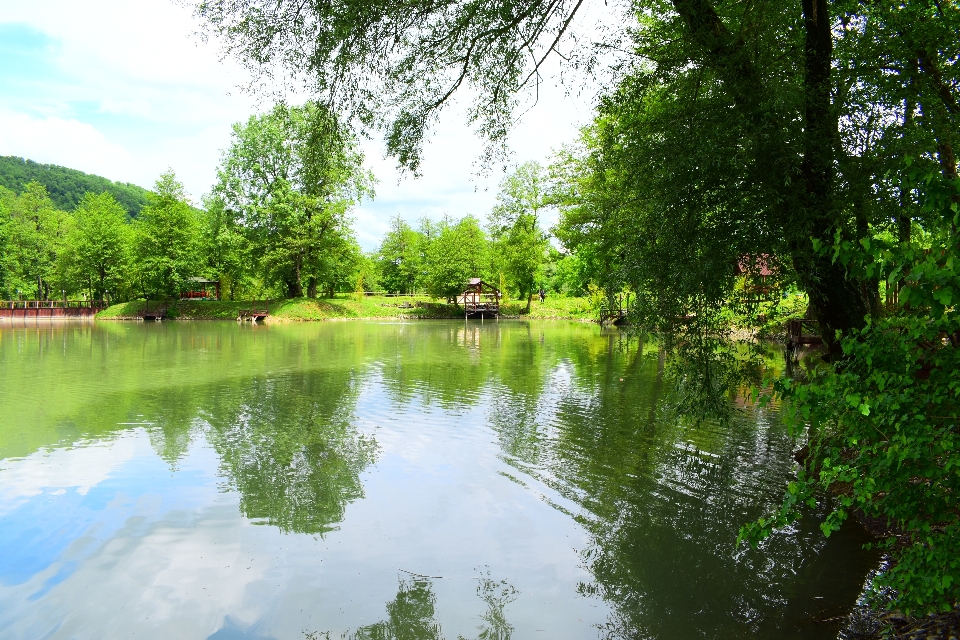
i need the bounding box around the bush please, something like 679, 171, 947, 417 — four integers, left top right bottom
741, 174, 960, 615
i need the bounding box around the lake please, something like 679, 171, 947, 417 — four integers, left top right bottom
0, 320, 878, 639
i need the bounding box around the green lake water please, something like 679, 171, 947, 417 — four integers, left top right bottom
0, 320, 878, 639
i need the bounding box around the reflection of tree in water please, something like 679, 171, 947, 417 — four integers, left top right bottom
204, 370, 378, 535
489, 336, 878, 639
308, 574, 517, 640
376, 322, 564, 417
144, 387, 207, 468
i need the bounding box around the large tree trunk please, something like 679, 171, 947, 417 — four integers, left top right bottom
673, 0, 870, 357
792, 0, 869, 356
287, 255, 304, 298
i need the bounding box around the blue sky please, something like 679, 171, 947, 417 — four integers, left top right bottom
0, 0, 595, 249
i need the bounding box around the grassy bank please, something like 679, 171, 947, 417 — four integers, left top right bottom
97, 295, 596, 322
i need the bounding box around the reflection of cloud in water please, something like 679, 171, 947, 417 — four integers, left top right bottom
208, 616, 279, 639
0, 431, 269, 639
0, 434, 142, 516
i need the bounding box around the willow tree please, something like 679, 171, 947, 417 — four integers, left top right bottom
214, 102, 373, 298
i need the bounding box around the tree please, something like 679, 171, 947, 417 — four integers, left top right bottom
0, 187, 12, 298
60, 192, 131, 300
0, 182, 71, 300
133, 171, 203, 299
196, 0, 960, 354
548, 249, 590, 297
214, 102, 374, 298
200, 195, 251, 301
424, 216, 488, 301
376, 216, 423, 294
489, 161, 550, 312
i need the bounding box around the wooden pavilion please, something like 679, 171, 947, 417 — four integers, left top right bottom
735, 255, 776, 304
180, 277, 221, 301
457, 278, 501, 319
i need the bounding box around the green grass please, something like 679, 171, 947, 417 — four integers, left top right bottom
97, 300, 254, 320
513, 295, 595, 320
97, 295, 596, 322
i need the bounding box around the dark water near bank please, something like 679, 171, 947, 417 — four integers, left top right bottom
0, 321, 877, 639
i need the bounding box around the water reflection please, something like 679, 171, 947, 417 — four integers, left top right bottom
307, 574, 518, 640
0, 321, 878, 639
205, 373, 378, 535
487, 334, 879, 639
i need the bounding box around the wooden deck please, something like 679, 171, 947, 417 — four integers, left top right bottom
0, 300, 104, 319
458, 279, 500, 319
137, 306, 168, 321
598, 294, 631, 326
599, 306, 629, 325
238, 306, 269, 322
786, 318, 823, 349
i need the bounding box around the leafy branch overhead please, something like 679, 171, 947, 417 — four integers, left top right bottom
194, 0, 607, 172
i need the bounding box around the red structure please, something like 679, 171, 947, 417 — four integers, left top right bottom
180, 278, 221, 300
0, 300, 104, 319
735, 254, 777, 303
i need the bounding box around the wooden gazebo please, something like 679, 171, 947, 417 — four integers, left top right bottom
457, 278, 501, 319
735, 255, 776, 304
180, 277, 221, 301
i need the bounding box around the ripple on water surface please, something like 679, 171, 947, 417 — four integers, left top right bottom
0, 321, 878, 639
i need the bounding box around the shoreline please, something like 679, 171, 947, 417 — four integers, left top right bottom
93, 297, 598, 324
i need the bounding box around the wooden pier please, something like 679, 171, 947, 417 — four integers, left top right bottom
137, 303, 169, 321
598, 294, 631, 325
786, 318, 822, 349
0, 300, 104, 320
238, 303, 269, 323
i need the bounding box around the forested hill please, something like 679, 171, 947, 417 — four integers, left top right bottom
0, 156, 151, 217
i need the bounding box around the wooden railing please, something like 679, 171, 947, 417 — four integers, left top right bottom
0, 300, 106, 309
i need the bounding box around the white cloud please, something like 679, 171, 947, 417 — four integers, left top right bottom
0, 0, 606, 246
0, 109, 136, 182
0, 0, 256, 197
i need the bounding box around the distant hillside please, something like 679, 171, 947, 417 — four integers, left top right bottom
0, 156, 151, 217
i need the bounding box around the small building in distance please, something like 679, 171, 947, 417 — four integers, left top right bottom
180, 277, 221, 301
735, 255, 776, 304
457, 278, 500, 318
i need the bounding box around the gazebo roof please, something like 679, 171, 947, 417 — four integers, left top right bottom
463, 278, 499, 293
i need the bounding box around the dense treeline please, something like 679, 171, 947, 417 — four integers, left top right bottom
0, 166, 372, 303
373, 161, 590, 307
0, 107, 593, 308
0, 173, 210, 301
0, 156, 150, 217
0, 113, 588, 306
